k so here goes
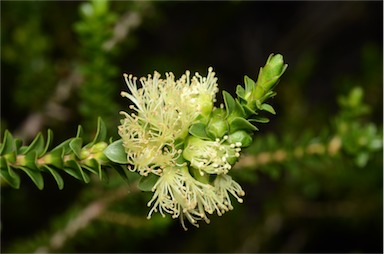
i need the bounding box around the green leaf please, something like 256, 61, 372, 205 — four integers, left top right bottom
19, 166, 44, 190
249, 117, 270, 123
42, 129, 54, 155
104, 139, 128, 164
76, 125, 84, 138
260, 103, 276, 115
0, 130, 14, 155
65, 160, 90, 183
230, 117, 258, 133
14, 138, 23, 154
49, 148, 64, 168
83, 158, 99, 175
97, 162, 108, 182
189, 123, 209, 140
236, 85, 246, 100
223, 91, 245, 120
114, 165, 132, 183
24, 151, 38, 171
44, 165, 64, 190
223, 91, 236, 117
244, 75, 256, 94
1, 166, 20, 189
243, 105, 256, 116
69, 138, 83, 158
91, 117, 107, 145
227, 130, 253, 147
23, 133, 45, 157
138, 173, 159, 192
52, 139, 72, 154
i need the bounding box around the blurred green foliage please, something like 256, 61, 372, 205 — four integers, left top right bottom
1, 1, 382, 253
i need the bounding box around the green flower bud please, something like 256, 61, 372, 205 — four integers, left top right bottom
92, 142, 108, 153
196, 93, 214, 117
80, 149, 91, 160
254, 53, 287, 100
183, 135, 241, 175
206, 108, 228, 139
225, 149, 240, 165
227, 130, 253, 147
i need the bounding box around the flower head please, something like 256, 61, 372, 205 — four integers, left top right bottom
147, 166, 244, 230
183, 136, 242, 175
119, 68, 218, 176
118, 68, 246, 229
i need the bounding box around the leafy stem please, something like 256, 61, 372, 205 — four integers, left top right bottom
0, 118, 129, 190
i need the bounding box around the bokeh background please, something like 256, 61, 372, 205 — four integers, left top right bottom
1, 1, 383, 253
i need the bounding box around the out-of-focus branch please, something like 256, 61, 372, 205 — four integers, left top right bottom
98, 210, 149, 228
34, 183, 139, 254
234, 136, 342, 170
14, 8, 146, 141
103, 11, 142, 52
14, 69, 83, 141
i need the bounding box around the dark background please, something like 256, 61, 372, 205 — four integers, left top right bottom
1, 1, 383, 253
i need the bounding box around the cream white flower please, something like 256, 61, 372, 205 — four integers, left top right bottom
213, 174, 245, 210
118, 68, 218, 176
118, 68, 246, 229
147, 166, 244, 230
183, 136, 242, 175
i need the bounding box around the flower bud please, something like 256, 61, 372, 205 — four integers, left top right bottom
183, 135, 239, 175
227, 130, 253, 147
254, 54, 287, 99
196, 93, 214, 117
206, 108, 228, 139
92, 142, 108, 153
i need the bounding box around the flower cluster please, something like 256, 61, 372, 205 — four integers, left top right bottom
118, 54, 286, 229
118, 68, 245, 229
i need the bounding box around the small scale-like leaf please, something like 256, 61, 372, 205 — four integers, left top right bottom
14, 138, 23, 154
138, 173, 159, 192
1, 157, 8, 171
23, 133, 45, 157
99, 166, 109, 182
19, 166, 44, 190
83, 158, 99, 175
0, 130, 14, 155
104, 139, 128, 164
223, 91, 246, 121
96, 161, 106, 181
260, 103, 276, 115
65, 160, 90, 183
2, 152, 16, 164
244, 75, 256, 94
76, 125, 84, 138
189, 123, 209, 140
1, 166, 20, 188
236, 85, 246, 100
19, 146, 28, 154
44, 165, 64, 190
24, 151, 38, 171
114, 165, 131, 183
5, 159, 19, 179
62, 166, 83, 181
249, 117, 270, 123
242, 104, 256, 116
91, 117, 107, 145
223, 91, 236, 117
52, 139, 72, 155
42, 129, 54, 155
49, 148, 64, 168
230, 117, 258, 132
69, 138, 83, 158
